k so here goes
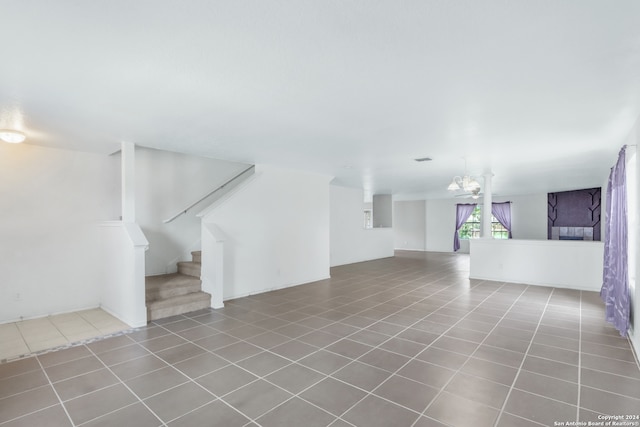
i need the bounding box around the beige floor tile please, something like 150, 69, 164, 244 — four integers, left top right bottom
56, 322, 100, 335
64, 330, 103, 343
78, 309, 112, 323
0, 324, 22, 340
1, 309, 128, 359
16, 319, 56, 332
0, 339, 30, 360
16, 317, 51, 326
49, 312, 84, 324
97, 322, 130, 335
20, 325, 61, 335
21, 329, 66, 343
26, 336, 70, 353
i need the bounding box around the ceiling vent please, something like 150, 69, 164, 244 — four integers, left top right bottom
414, 157, 432, 162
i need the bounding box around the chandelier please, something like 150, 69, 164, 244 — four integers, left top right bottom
447, 159, 481, 196
447, 175, 481, 192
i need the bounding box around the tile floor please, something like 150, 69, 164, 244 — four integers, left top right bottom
0, 309, 130, 361
1, 251, 639, 427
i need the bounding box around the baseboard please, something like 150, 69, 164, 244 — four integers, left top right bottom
222, 274, 331, 302
630, 329, 640, 369
100, 305, 146, 329
330, 255, 395, 268
468, 275, 600, 292
0, 304, 101, 326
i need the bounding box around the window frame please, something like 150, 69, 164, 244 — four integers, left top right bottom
459, 205, 509, 240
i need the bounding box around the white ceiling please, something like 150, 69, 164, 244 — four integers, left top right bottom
2, 1, 640, 199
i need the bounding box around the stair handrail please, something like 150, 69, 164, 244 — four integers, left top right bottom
163, 165, 255, 224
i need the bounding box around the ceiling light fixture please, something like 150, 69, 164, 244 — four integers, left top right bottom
0, 129, 26, 144
447, 159, 481, 193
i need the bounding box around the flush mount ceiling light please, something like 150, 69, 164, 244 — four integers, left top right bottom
0, 129, 26, 143
447, 159, 481, 193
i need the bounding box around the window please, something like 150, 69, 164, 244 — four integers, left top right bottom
459, 205, 509, 239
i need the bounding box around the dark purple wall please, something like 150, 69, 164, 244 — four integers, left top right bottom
547, 187, 601, 240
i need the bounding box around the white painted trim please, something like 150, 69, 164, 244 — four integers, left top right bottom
630, 333, 640, 368
222, 274, 331, 302
99, 222, 148, 327
0, 305, 101, 326
122, 222, 149, 248
201, 222, 226, 308
100, 305, 146, 329
394, 247, 427, 252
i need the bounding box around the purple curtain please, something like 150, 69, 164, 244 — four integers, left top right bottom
492, 202, 512, 238
454, 203, 477, 251
600, 146, 629, 337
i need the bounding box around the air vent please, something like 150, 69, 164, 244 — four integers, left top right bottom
414, 157, 432, 162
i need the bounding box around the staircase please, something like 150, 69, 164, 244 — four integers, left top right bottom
145, 251, 211, 321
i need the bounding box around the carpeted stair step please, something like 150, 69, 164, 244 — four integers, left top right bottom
145, 273, 202, 302
147, 291, 211, 321
145, 249, 209, 322
177, 261, 201, 278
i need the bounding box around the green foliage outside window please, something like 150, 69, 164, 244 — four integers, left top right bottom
459, 205, 508, 239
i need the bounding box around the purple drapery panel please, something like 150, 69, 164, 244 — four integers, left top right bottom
454, 203, 477, 252
600, 146, 629, 337
492, 202, 512, 238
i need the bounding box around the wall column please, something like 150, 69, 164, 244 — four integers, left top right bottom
482, 172, 493, 238
121, 141, 136, 222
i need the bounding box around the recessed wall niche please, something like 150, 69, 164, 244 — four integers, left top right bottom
547, 187, 601, 241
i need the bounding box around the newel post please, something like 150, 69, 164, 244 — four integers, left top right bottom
201, 223, 225, 309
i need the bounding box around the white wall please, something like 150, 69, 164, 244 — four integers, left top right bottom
330, 186, 394, 267
470, 239, 604, 291
0, 143, 119, 323
99, 222, 148, 327
494, 194, 548, 240
424, 193, 549, 254
373, 194, 392, 228
203, 165, 332, 300
425, 198, 461, 252
134, 147, 248, 275
393, 201, 426, 250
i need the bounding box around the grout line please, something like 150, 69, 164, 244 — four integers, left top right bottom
310, 279, 522, 426
34, 354, 76, 426
161, 260, 488, 425
0, 402, 64, 426
81, 345, 168, 427
3, 253, 638, 426
492, 287, 557, 427
410, 282, 536, 427
577, 290, 583, 421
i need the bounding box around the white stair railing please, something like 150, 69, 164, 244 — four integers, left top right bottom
163, 165, 255, 224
